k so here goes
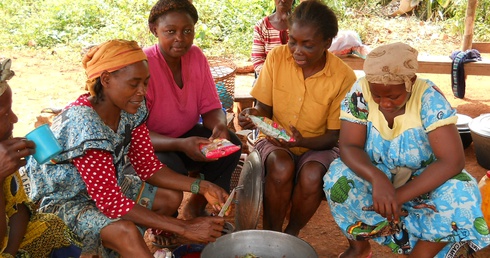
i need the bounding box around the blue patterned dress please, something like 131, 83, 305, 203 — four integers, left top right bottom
25, 94, 152, 257
323, 78, 490, 257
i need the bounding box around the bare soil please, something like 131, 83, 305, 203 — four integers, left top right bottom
3, 14, 490, 257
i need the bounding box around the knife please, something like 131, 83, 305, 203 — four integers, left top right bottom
218, 186, 237, 217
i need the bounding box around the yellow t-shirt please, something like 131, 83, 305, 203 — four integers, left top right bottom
251, 45, 356, 155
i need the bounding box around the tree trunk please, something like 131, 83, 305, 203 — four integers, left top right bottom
461, 0, 478, 51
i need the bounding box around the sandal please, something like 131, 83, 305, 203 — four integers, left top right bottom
149, 229, 179, 249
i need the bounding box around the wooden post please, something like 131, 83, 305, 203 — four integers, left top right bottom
461, 0, 478, 51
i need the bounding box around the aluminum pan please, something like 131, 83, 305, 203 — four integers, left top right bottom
201, 230, 318, 258
234, 150, 263, 231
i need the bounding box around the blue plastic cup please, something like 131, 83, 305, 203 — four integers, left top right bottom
25, 124, 63, 164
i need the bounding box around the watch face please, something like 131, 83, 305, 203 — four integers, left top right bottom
191, 185, 198, 193
191, 180, 200, 194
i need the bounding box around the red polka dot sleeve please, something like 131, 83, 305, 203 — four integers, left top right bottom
73, 150, 135, 219
127, 124, 164, 180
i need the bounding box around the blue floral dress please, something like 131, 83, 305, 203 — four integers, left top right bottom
25, 94, 151, 257
323, 78, 490, 257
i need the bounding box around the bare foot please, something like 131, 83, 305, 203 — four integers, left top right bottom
147, 229, 179, 249
180, 194, 209, 220
339, 240, 372, 258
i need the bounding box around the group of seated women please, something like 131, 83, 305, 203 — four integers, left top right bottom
2, 0, 490, 257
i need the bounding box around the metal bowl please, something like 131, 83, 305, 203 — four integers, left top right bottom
200, 230, 318, 258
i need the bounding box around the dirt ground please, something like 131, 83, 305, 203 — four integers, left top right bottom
3, 44, 490, 257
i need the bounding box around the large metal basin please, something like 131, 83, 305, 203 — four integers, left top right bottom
201, 230, 318, 258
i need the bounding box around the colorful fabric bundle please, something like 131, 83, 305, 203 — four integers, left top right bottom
200, 138, 241, 159
450, 49, 482, 99
249, 115, 295, 142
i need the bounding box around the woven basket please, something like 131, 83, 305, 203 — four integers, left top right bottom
208, 57, 237, 110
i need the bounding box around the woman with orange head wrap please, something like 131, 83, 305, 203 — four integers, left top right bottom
26, 39, 231, 257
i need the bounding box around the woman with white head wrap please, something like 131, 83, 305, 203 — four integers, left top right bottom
323, 42, 490, 258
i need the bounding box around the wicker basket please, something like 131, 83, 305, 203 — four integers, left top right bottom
207, 57, 237, 111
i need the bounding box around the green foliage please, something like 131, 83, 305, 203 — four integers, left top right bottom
1, 0, 489, 58
0, 0, 154, 49
193, 0, 271, 59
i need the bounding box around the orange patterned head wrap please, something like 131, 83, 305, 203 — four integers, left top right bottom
82, 39, 147, 96
0, 58, 15, 97
363, 42, 418, 92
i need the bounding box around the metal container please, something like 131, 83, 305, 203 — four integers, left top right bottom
469, 114, 490, 169
235, 150, 263, 231
457, 114, 473, 149
201, 230, 318, 258
459, 130, 473, 149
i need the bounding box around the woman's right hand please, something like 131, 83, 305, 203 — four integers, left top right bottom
182, 216, 225, 243
371, 175, 400, 223
237, 108, 259, 130
0, 138, 35, 179
181, 136, 212, 162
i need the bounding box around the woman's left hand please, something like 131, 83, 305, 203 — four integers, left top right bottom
267, 125, 303, 148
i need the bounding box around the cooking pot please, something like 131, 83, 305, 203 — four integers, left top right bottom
469, 113, 490, 169
200, 230, 318, 258
457, 114, 473, 149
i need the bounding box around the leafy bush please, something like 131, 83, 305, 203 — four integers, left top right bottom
1, 0, 489, 58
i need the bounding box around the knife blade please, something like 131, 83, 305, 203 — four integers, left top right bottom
218, 187, 237, 217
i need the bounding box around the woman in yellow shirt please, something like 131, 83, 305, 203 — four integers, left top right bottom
238, 0, 356, 237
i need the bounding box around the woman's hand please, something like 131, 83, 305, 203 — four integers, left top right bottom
371, 174, 400, 223
209, 123, 229, 141
237, 108, 259, 130
266, 125, 302, 148
182, 216, 225, 243
200, 181, 232, 216
0, 138, 35, 179
181, 136, 212, 162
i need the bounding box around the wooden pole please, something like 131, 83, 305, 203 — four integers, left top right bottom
461, 0, 478, 51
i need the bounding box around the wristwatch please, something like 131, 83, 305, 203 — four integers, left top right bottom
191, 179, 201, 194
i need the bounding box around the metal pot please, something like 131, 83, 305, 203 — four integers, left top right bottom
457, 114, 473, 149
459, 130, 473, 149
469, 114, 490, 169
200, 230, 318, 258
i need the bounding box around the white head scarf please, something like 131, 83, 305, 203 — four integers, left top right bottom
363, 42, 418, 92
0, 58, 15, 96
